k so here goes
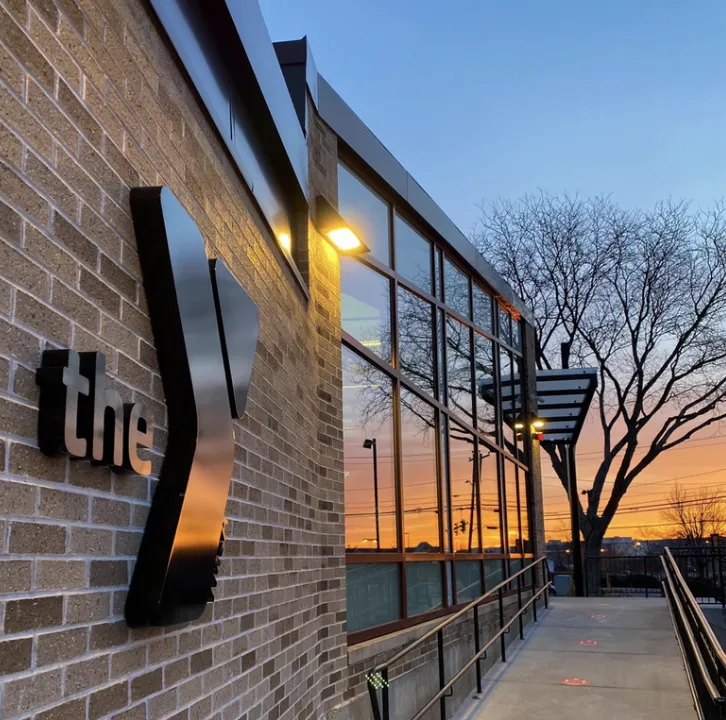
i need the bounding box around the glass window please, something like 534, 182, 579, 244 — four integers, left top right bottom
480, 450, 502, 553
485, 559, 504, 590
519, 469, 531, 553
474, 333, 496, 441
498, 307, 511, 345
341, 259, 391, 363
395, 215, 431, 293
511, 317, 521, 351
437, 309, 446, 402
446, 561, 454, 606
338, 164, 390, 266
406, 562, 443, 616
347, 564, 401, 632
449, 422, 479, 553
400, 389, 439, 552
473, 284, 493, 334
499, 348, 515, 451
444, 258, 470, 318
456, 561, 482, 603
509, 557, 523, 581
342, 347, 398, 552
440, 416, 451, 552
446, 316, 473, 423
504, 461, 521, 554
397, 287, 435, 397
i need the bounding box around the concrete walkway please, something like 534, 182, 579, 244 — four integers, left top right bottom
455, 598, 697, 720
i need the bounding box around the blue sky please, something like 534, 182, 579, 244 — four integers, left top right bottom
259, 0, 726, 235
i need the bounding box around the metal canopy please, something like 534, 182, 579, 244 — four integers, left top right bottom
479, 367, 597, 447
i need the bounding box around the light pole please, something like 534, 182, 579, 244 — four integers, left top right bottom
363, 438, 380, 550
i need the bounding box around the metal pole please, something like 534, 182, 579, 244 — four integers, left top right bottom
565, 443, 584, 597
473, 604, 482, 693
644, 556, 649, 599
372, 439, 380, 550
499, 586, 506, 662
517, 571, 524, 639
382, 668, 389, 720
437, 628, 446, 719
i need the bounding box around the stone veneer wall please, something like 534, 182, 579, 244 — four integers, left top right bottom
0, 0, 349, 718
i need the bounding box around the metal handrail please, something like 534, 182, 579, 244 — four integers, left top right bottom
661, 547, 726, 718
367, 556, 552, 720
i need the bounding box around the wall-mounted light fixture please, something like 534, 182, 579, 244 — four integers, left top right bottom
515, 415, 545, 441
315, 196, 369, 255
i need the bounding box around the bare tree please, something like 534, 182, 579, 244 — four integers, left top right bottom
474, 193, 726, 558
661, 483, 726, 547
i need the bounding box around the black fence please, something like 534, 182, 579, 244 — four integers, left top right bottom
585, 550, 726, 605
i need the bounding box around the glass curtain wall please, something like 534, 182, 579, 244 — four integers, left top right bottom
340, 161, 533, 640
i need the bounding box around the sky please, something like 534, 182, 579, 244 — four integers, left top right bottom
260, 0, 726, 236
259, 1, 726, 542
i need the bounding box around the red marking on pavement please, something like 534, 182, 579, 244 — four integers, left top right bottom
579, 640, 599, 646
562, 678, 590, 686
591, 614, 606, 619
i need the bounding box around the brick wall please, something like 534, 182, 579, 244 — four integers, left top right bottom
0, 0, 347, 718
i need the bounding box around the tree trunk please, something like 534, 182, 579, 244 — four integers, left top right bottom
584, 534, 604, 596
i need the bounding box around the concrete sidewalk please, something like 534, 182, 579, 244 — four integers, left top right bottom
454, 598, 697, 720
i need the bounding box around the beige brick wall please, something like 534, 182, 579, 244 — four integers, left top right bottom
0, 0, 347, 718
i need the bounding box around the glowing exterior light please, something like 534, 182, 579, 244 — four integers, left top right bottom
514, 422, 525, 430
278, 232, 291, 252
532, 418, 545, 429
315, 196, 370, 255
327, 228, 362, 251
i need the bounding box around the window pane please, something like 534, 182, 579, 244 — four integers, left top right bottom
512, 317, 522, 351
440, 415, 451, 552
446, 316, 473, 423
397, 287, 435, 396
509, 557, 523, 580
449, 422, 480, 553
437, 309, 446, 402
504, 461, 521, 554
485, 559, 504, 590
519, 469, 531, 553
446, 561, 454, 606
444, 258, 470, 318
456, 561, 482, 603
498, 306, 511, 345
406, 562, 443, 616
474, 333, 496, 441
400, 390, 439, 552
342, 347, 397, 552
473, 284, 493, 334
347, 564, 401, 632
499, 348, 514, 451
341, 259, 391, 363
481, 450, 502, 553
395, 215, 431, 293
338, 164, 390, 266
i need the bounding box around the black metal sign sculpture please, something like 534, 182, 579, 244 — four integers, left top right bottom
122, 186, 259, 627
36, 349, 153, 474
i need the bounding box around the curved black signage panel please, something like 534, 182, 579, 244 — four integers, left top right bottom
209, 258, 259, 419
126, 187, 257, 627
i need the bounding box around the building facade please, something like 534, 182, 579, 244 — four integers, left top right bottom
0, 1, 545, 719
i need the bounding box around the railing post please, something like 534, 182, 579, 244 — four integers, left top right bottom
437, 628, 446, 720
382, 668, 389, 720
644, 556, 649, 599
719, 552, 725, 610
544, 559, 549, 610
517, 570, 524, 640
532, 561, 538, 623
499, 586, 506, 662
473, 603, 482, 694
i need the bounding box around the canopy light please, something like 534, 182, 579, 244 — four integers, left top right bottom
316, 196, 369, 255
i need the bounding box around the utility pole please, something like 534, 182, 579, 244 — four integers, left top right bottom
561, 341, 584, 596
363, 438, 380, 550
